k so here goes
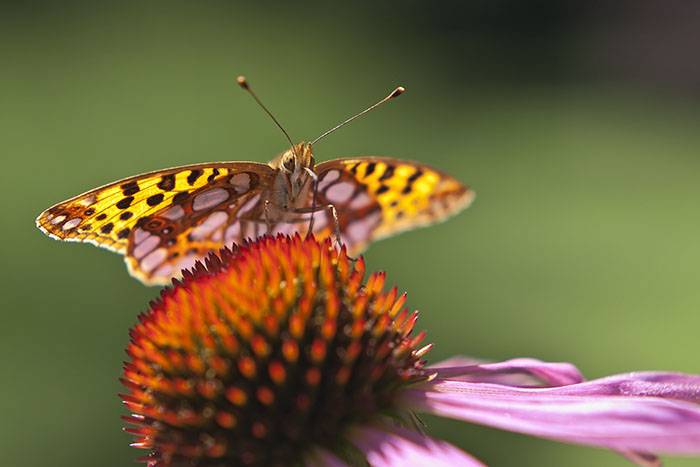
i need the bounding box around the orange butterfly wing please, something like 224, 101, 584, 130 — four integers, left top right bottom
314, 157, 474, 254
36, 162, 275, 285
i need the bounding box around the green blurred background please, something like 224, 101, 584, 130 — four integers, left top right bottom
2, 1, 700, 466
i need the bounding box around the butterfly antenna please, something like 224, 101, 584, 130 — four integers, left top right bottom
310, 86, 405, 145
237, 76, 298, 156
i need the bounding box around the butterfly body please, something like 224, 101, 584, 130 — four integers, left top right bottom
37, 141, 473, 285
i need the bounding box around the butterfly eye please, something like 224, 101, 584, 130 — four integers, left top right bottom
283, 158, 296, 173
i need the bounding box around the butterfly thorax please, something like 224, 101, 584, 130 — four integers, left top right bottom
267, 142, 316, 211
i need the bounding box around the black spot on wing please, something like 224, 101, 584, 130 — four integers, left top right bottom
157, 174, 175, 191
147, 194, 165, 206
379, 165, 395, 181
116, 196, 134, 209
121, 181, 140, 196
408, 169, 423, 183
135, 217, 149, 228
187, 170, 203, 185
207, 169, 220, 184
173, 191, 189, 205
402, 169, 424, 194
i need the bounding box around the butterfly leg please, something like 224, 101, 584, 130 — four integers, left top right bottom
302, 167, 320, 237
263, 199, 273, 234
326, 204, 342, 248
291, 203, 342, 248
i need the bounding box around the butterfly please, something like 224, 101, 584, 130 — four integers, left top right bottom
36, 78, 474, 286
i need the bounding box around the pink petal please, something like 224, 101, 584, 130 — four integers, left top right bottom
429, 357, 584, 387
402, 372, 700, 455
349, 424, 484, 467
542, 372, 700, 403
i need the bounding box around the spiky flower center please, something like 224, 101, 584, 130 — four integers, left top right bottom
122, 235, 430, 466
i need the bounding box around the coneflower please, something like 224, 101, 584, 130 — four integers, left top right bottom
121, 235, 700, 466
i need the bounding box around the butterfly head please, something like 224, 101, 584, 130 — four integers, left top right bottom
272, 142, 316, 201
278, 142, 314, 173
